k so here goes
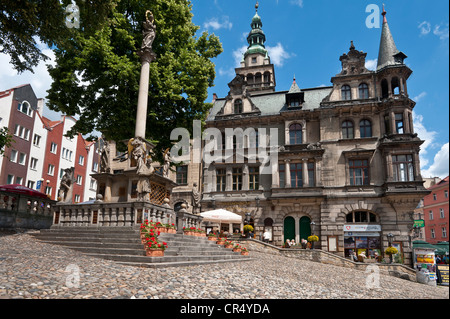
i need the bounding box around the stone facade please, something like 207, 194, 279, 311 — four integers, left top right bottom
199, 6, 429, 266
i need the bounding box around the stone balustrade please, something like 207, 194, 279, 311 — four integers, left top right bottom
51, 200, 203, 231
0, 190, 56, 229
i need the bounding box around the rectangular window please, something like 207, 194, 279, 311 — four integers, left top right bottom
232, 168, 242, 191
18, 152, 26, 165
440, 208, 445, 219
10, 149, 17, 162
249, 167, 259, 190
93, 162, 99, 172
431, 229, 435, 239
90, 178, 96, 190
308, 162, 315, 187
27, 180, 35, 189
433, 193, 437, 200
48, 164, 55, 176
395, 113, 404, 134
290, 163, 303, 187
16, 176, 23, 185
445, 190, 448, 198
50, 142, 57, 154
279, 164, 285, 188
45, 186, 52, 196
443, 227, 448, 238
7, 174, 14, 184
30, 157, 38, 170
216, 169, 226, 192
74, 194, 80, 203
76, 175, 82, 185
429, 210, 434, 220
33, 134, 41, 146
176, 165, 188, 185
349, 159, 369, 186
392, 155, 414, 182
78, 155, 84, 166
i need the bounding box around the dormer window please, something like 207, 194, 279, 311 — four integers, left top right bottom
234, 99, 243, 114
289, 98, 301, 107
341, 85, 352, 100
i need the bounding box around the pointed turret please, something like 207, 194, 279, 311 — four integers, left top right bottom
377, 5, 407, 71
244, 1, 268, 60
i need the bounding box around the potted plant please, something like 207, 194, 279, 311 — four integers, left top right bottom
240, 247, 249, 256
307, 235, 319, 249
243, 225, 254, 238
165, 223, 177, 234
224, 240, 234, 249
144, 238, 168, 257
385, 246, 398, 263
216, 237, 226, 245
232, 243, 242, 252
208, 232, 218, 241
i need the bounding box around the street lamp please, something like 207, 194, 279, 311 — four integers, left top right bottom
412, 225, 420, 239
211, 196, 215, 209
310, 221, 316, 234
387, 233, 394, 247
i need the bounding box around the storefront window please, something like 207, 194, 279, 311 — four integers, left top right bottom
344, 212, 381, 259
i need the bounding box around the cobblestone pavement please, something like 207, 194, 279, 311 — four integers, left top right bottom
0, 230, 448, 299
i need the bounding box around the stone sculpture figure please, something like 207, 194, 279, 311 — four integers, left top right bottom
131, 138, 147, 175
191, 182, 201, 213
137, 177, 151, 201
58, 167, 75, 203
162, 148, 171, 177
100, 140, 110, 173
141, 10, 156, 52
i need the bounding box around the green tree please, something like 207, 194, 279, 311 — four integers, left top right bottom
0, 0, 115, 73
0, 127, 14, 157
46, 0, 222, 161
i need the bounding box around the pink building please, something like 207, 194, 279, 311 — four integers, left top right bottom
423, 176, 449, 244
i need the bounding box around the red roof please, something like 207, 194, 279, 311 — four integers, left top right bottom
429, 176, 449, 190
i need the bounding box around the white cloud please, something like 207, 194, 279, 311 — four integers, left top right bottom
218, 67, 235, 78
418, 21, 431, 36
266, 43, 294, 67
290, 0, 304, 8
413, 112, 437, 158
232, 45, 248, 67
421, 143, 449, 179
433, 23, 449, 40
203, 16, 232, 31
365, 58, 377, 71
413, 92, 427, 102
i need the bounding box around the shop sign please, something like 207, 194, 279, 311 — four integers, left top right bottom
437, 265, 449, 286
343, 224, 381, 232
413, 219, 425, 228
344, 232, 380, 237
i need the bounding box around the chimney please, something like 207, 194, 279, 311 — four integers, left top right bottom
212, 93, 218, 102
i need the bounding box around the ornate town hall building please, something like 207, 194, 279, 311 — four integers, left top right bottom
200, 5, 429, 264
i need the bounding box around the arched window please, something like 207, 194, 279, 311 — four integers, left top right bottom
255, 72, 262, 84
342, 120, 354, 139
341, 85, 352, 100
358, 83, 369, 99
359, 119, 372, 138
247, 74, 254, 84
391, 77, 400, 95
234, 99, 243, 114
289, 123, 302, 145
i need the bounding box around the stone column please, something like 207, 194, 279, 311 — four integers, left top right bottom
135, 52, 156, 138
302, 159, 309, 188
285, 160, 291, 188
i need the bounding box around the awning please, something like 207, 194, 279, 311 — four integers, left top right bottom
0, 184, 49, 199
435, 242, 449, 255
200, 209, 242, 224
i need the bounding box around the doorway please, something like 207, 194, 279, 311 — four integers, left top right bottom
299, 216, 311, 241
284, 216, 295, 242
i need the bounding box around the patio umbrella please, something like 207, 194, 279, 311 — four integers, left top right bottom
434, 242, 449, 255
200, 209, 242, 224
0, 184, 49, 199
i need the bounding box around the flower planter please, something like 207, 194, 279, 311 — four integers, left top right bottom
167, 228, 176, 234
208, 237, 218, 241
225, 244, 233, 249
156, 226, 166, 233
233, 248, 241, 253
145, 248, 165, 257
216, 238, 226, 245
241, 251, 249, 256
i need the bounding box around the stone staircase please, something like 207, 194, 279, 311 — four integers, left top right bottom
32, 227, 252, 268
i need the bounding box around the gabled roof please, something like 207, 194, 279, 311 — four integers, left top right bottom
428, 176, 449, 190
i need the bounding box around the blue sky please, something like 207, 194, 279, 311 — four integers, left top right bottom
190, 0, 449, 179
0, 0, 448, 178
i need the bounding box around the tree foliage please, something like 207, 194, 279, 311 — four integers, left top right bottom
0, 0, 115, 73
46, 0, 222, 161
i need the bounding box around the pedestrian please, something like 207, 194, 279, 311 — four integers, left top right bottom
263, 230, 270, 243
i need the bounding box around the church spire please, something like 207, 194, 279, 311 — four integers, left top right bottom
244, 2, 268, 60
377, 5, 407, 71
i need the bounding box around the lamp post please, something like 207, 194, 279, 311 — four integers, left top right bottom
211, 196, 215, 209
387, 233, 394, 263
310, 221, 316, 234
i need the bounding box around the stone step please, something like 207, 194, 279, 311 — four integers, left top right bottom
116, 258, 253, 268
33, 227, 250, 267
